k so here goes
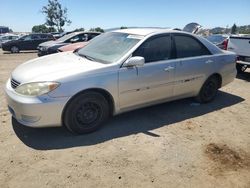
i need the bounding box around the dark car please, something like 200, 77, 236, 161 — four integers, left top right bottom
2, 33, 54, 53
37, 31, 100, 56
206, 34, 229, 50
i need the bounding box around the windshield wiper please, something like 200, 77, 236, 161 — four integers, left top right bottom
82, 54, 96, 61
74, 51, 93, 61
74, 51, 104, 63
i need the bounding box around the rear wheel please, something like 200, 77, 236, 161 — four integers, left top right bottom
236, 64, 247, 74
195, 76, 219, 103
63, 92, 109, 134
11, 46, 19, 53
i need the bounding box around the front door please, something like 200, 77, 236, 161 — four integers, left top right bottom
118, 34, 176, 110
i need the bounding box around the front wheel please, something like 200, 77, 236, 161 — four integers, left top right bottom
63, 92, 109, 134
11, 46, 19, 53
236, 64, 247, 74
195, 76, 219, 103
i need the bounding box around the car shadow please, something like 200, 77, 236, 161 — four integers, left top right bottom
236, 71, 250, 82
12, 91, 244, 150
3, 51, 37, 54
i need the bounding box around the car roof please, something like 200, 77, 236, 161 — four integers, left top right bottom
113, 28, 185, 36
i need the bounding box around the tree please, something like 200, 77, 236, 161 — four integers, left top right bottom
42, 0, 71, 32
32, 24, 56, 33
89, 27, 104, 33
73, 28, 85, 32
120, 26, 128, 29
231, 24, 237, 34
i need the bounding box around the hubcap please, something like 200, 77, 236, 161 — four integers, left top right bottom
11, 46, 18, 53
76, 102, 101, 126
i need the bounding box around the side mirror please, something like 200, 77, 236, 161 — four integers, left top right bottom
123, 56, 145, 67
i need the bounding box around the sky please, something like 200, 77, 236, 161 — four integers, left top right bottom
0, 0, 250, 32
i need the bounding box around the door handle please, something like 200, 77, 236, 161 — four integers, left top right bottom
205, 60, 213, 64
164, 66, 175, 72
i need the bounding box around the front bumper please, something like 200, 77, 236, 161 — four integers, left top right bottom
5, 79, 69, 128
37, 47, 58, 57
37, 49, 49, 57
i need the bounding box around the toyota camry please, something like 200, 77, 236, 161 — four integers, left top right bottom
5, 29, 236, 134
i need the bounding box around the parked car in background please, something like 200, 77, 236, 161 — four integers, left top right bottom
50, 32, 62, 39
0, 34, 19, 48
206, 34, 229, 50
58, 41, 89, 52
183, 22, 202, 34
227, 35, 250, 73
0, 26, 10, 34
2, 33, 54, 53
50, 31, 74, 39
5, 29, 236, 134
37, 32, 100, 56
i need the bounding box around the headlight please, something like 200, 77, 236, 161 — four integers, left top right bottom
15, 82, 60, 96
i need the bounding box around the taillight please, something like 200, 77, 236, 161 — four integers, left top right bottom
222, 39, 228, 50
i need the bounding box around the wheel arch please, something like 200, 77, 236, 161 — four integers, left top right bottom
61, 88, 115, 124
209, 73, 222, 88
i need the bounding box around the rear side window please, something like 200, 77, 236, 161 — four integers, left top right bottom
88, 33, 99, 40
174, 35, 211, 58
133, 35, 171, 63
31, 35, 40, 40
40, 34, 47, 39
48, 35, 54, 39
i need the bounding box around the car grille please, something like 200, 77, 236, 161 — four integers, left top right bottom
11, 78, 20, 89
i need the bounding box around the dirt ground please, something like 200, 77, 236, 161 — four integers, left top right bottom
0, 49, 249, 188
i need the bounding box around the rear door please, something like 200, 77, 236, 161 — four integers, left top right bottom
30, 34, 42, 49
119, 34, 177, 109
172, 34, 214, 97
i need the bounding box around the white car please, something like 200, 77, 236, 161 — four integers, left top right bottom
0, 34, 19, 48
227, 35, 250, 73
5, 29, 236, 134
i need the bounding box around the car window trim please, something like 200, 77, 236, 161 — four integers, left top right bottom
172, 33, 212, 59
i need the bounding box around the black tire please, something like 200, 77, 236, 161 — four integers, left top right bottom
63, 92, 109, 134
195, 76, 219, 103
11, 46, 19, 53
236, 64, 247, 74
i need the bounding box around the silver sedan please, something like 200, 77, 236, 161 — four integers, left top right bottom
5, 29, 236, 134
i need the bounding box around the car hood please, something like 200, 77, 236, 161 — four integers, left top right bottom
39, 40, 66, 47
59, 42, 89, 52
11, 52, 109, 83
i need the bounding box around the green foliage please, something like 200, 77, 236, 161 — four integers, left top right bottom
42, 0, 71, 32
89, 27, 104, 33
237, 25, 250, 34
32, 24, 56, 33
231, 24, 237, 34
206, 25, 250, 35
120, 26, 128, 29
73, 28, 85, 32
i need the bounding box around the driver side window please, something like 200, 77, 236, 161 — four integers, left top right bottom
133, 35, 172, 63
24, 35, 32, 41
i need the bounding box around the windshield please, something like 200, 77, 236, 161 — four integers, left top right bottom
57, 32, 78, 42
19, 35, 28, 40
77, 32, 142, 64
206, 35, 227, 44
